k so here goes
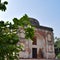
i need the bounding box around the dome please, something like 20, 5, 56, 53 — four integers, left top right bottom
29, 18, 40, 27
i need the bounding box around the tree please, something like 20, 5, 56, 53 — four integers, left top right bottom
0, 21, 19, 60
0, 0, 8, 11
0, 14, 34, 60
0, 0, 34, 60
54, 37, 60, 58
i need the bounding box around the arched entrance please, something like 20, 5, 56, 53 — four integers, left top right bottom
35, 32, 45, 59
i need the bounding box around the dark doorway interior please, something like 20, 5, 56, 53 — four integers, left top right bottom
32, 48, 37, 58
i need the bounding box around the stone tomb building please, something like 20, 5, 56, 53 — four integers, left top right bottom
17, 18, 55, 59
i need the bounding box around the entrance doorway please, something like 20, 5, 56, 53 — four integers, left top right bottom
32, 48, 37, 58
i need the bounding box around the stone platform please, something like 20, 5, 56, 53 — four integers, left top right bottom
19, 59, 60, 60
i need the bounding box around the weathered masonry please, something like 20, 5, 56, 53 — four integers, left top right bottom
17, 18, 55, 59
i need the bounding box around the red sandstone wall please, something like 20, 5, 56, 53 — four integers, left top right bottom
18, 27, 55, 59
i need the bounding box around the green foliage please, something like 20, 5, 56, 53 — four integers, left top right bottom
57, 54, 60, 59
0, 21, 19, 60
25, 27, 34, 39
19, 14, 31, 26
0, 14, 34, 60
54, 37, 60, 48
13, 14, 34, 39
54, 37, 60, 58
0, 0, 8, 11
0, 0, 34, 59
13, 14, 31, 27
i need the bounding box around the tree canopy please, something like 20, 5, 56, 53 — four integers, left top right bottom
0, 0, 34, 60
0, 14, 34, 60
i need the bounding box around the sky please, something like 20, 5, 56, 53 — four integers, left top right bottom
0, 0, 60, 37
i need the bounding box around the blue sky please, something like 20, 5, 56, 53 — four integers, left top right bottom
0, 0, 60, 37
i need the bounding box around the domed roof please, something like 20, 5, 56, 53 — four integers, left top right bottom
29, 18, 40, 27
29, 18, 53, 31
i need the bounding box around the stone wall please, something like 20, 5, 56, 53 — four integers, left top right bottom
17, 26, 55, 59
